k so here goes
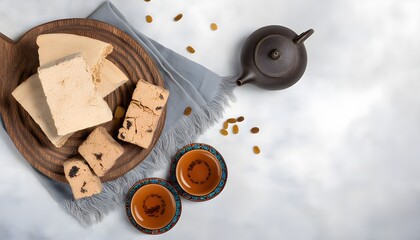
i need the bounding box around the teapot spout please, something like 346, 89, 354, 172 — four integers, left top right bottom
293, 29, 314, 45
236, 70, 256, 86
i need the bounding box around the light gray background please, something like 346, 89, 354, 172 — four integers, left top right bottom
1, 0, 420, 239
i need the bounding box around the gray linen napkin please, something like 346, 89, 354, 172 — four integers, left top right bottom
1, 1, 236, 226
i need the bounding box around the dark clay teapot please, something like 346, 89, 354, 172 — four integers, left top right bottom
236, 25, 314, 90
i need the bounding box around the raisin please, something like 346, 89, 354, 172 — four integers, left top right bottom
253, 146, 261, 154
184, 107, 192, 116
114, 106, 125, 118
223, 121, 228, 129
126, 120, 132, 130
210, 23, 218, 31
69, 166, 79, 178
159, 94, 164, 100
146, 15, 153, 23
227, 118, 237, 123
174, 13, 183, 21
80, 181, 87, 193
93, 153, 103, 161
237, 116, 245, 122
220, 129, 228, 136
250, 127, 260, 134
232, 124, 239, 134
186, 46, 196, 54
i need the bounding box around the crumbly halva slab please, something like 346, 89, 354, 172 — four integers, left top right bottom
37, 33, 128, 96
38, 54, 112, 135
37, 33, 113, 82
118, 79, 169, 148
63, 158, 102, 200
13, 35, 127, 147
78, 127, 124, 177
12, 64, 127, 147
11, 74, 72, 147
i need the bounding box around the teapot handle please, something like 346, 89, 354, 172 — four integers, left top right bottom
293, 29, 314, 45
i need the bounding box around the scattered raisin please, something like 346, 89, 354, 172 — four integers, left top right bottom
210, 23, 218, 31
253, 146, 261, 154
159, 94, 164, 100
156, 106, 163, 111
223, 121, 229, 129
174, 13, 183, 21
146, 15, 153, 23
184, 107, 192, 116
250, 127, 260, 134
114, 106, 125, 118
237, 116, 244, 122
232, 124, 239, 134
186, 46, 196, 54
227, 118, 237, 123
220, 129, 228, 136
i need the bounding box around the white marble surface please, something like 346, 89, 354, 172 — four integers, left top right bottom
1, 0, 420, 239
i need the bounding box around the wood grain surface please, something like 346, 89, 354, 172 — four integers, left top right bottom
0, 19, 165, 183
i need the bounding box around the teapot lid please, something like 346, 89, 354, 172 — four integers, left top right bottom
254, 34, 298, 78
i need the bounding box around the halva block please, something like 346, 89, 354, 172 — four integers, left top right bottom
37, 33, 112, 82
11, 74, 72, 147
78, 127, 124, 177
38, 54, 112, 135
118, 79, 169, 148
63, 158, 102, 200
37, 33, 128, 96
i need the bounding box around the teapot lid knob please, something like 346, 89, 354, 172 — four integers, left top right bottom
270, 49, 281, 60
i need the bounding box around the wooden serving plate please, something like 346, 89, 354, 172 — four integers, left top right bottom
0, 19, 165, 183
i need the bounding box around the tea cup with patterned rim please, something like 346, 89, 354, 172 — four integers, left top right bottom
169, 143, 228, 201
125, 178, 182, 234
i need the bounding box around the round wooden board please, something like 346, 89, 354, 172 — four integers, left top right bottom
0, 19, 166, 183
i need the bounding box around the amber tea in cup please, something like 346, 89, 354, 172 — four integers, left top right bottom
126, 178, 181, 234
130, 183, 177, 230
176, 149, 222, 196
